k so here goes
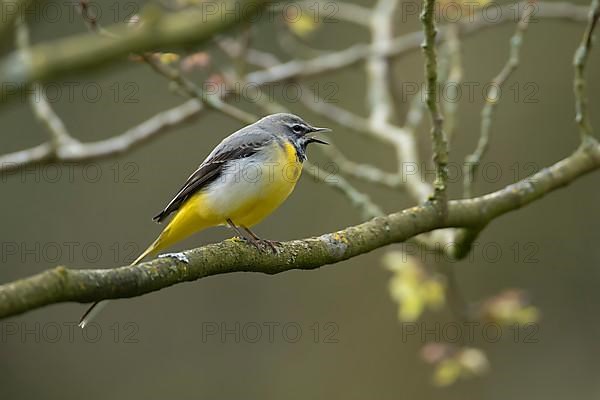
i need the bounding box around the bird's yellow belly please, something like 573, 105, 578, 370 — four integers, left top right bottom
232, 167, 300, 227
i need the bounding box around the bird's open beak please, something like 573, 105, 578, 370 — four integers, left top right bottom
306, 137, 329, 145
306, 127, 331, 145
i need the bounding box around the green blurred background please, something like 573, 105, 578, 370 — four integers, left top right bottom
1, 0, 599, 398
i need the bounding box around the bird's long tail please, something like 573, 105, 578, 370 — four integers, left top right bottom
78, 202, 209, 328
77, 240, 158, 328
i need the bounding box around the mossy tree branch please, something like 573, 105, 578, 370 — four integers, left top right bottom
1, 141, 599, 320
0, 0, 270, 101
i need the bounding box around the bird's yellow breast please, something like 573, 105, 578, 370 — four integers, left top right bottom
231, 140, 302, 226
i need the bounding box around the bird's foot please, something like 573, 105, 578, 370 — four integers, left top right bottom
158, 252, 190, 264
256, 239, 282, 254
233, 236, 281, 254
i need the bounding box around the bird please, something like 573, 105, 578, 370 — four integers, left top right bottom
78, 113, 330, 328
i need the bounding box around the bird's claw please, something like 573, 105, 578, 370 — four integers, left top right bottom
258, 239, 282, 254
234, 236, 281, 254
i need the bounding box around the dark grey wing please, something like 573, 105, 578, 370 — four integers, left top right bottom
152, 131, 271, 223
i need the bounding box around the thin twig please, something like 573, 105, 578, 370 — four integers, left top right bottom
463, 3, 534, 198
421, 0, 449, 205
77, 0, 223, 128
304, 161, 385, 220
15, 16, 80, 153
573, 0, 600, 140
142, 54, 255, 124
320, 144, 405, 189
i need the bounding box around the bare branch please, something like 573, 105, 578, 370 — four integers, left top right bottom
246, 2, 589, 86
0, 99, 204, 173
367, 0, 399, 129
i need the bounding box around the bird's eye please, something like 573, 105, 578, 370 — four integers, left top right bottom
292, 124, 304, 133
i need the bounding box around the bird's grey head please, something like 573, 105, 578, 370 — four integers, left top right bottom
256, 113, 330, 161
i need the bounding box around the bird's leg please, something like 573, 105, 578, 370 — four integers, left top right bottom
242, 226, 281, 253
226, 218, 262, 251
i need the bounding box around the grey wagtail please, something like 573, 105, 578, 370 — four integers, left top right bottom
78, 113, 330, 327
